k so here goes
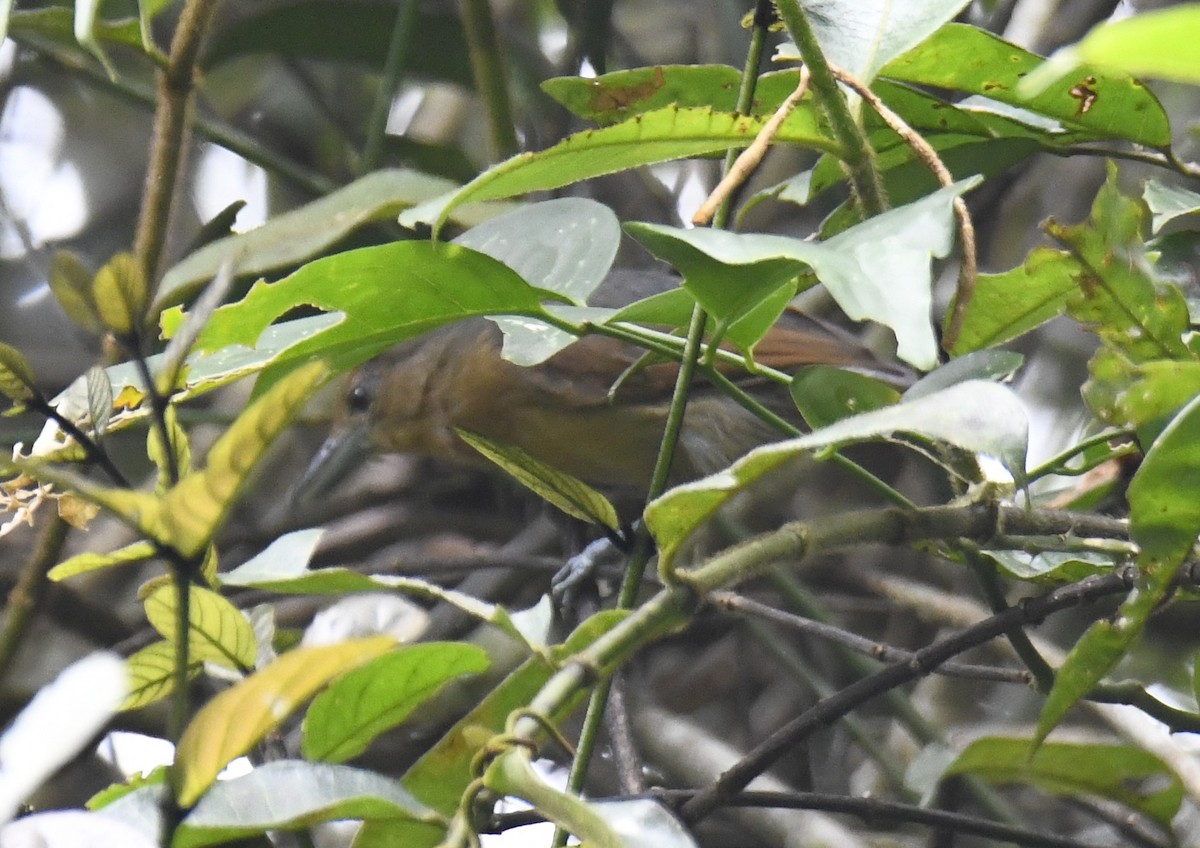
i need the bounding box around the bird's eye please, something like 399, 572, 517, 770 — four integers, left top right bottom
346, 384, 373, 413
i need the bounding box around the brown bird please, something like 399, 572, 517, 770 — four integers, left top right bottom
302, 270, 905, 499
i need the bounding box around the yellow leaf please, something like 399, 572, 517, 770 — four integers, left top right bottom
49, 540, 156, 581
457, 429, 621, 531
122, 640, 201, 711
92, 252, 147, 337
160, 360, 330, 558
143, 584, 256, 671
174, 636, 395, 806
0, 342, 37, 404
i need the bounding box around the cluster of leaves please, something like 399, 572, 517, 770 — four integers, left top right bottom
2, 1, 1200, 847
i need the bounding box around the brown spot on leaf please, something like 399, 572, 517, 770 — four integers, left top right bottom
588, 65, 667, 116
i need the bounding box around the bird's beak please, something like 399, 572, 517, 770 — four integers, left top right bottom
291, 419, 373, 508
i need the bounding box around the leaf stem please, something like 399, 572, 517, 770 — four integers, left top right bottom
1026, 428, 1135, 482
557, 9, 773, 843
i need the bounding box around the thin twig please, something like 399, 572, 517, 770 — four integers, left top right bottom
0, 514, 70, 686
679, 570, 1133, 822
715, 591, 1032, 684
692, 67, 811, 226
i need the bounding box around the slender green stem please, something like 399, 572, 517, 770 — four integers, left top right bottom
556, 11, 772, 844
128, 338, 179, 486
962, 542, 1057, 691
169, 571, 192, 740
361, 0, 419, 173
1026, 428, 1135, 482
459, 0, 518, 160
1053, 143, 1200, 179
772, 0, 887, 216
703, 367, 915, 509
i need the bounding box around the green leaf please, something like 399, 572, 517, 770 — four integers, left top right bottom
543, 65, 741, 124
7, 7, 143, 54
1128, 393, 1200, 563
647, 381, 1027, 567
146, 404, 191, 495
223, 528, 326, 581
143, 584, 257, 671
220, 557, 536, 649
2, 812, 156, 846
1026, 5, 1200, 90
620, 227, 802, 347
302, 643, 490, 763
0, 342, 38, 405
1144, 180, 1200, 235
48, 313, 342, 441
156, 169, 487, 309
48, 250, 103, 334
92, 252, 148, 337
628, 179, 980, 371
882, 23, 1171, 147
159, 361, 330, 558
457, 429, 622, 531
1195, 654, 1200, 714
1036, 393, 1200, 746
1035, 618, 1133, 748
976, 550, 1117, 585
412, 623, 611, 813
454, 198, 619, 366
174, 636, 395, 807
75, 0, 120, 78
178, 242, 550, 381
98, 761, 437, 848
426, 106, 839, 234
121, 640, 201, 711
1083, 351, 1200, 445
946, 737, 1182, 826
1057, 165, 1192, 363
947, 248, 1077, 355
486, 751, 699, 848
185, 200, 246, 255
789, 367, 900, 429
904, 350, 1025, 400
174, 762, 437, 848
48, 539, 156, 582
785, 0, 972, 84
